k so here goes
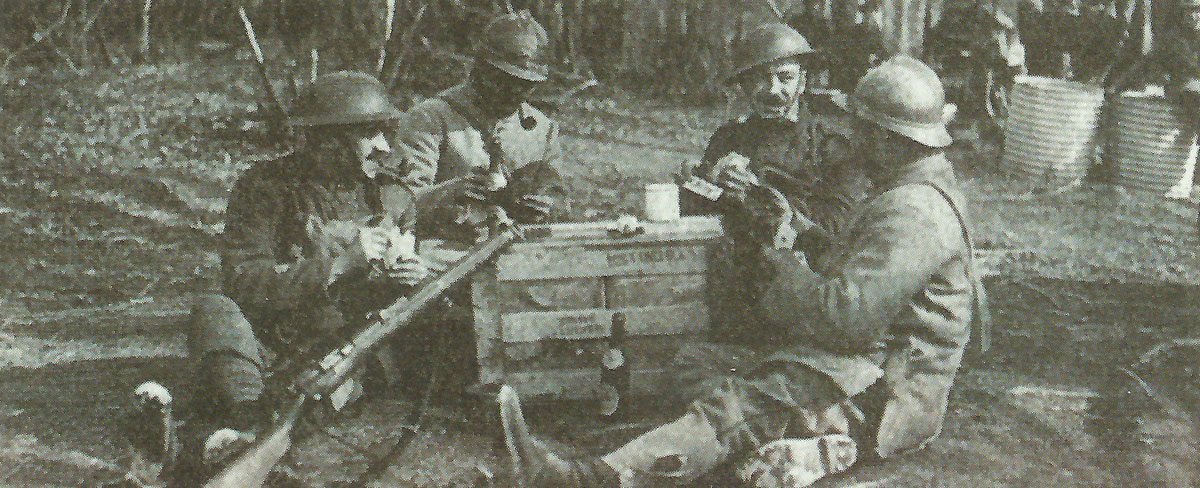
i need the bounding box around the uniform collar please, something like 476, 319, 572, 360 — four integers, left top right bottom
874, 153, 954, 192
442, 82, 531, 129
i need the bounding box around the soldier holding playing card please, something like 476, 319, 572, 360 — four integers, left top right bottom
179, 72, 458, 476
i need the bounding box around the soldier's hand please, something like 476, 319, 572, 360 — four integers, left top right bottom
673, 160, 698, 185
515, 194, 555, 222
385, 257, 429, 287
354, 227, 393, 264
715, 164, 758, 202
465, 165, 507, 201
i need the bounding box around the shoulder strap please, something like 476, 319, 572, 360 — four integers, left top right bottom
917, 181, 993, 353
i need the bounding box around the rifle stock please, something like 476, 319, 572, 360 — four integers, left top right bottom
202, 396, 306, 488
201, 229, 518, 487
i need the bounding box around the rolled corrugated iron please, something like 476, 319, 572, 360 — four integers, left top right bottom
1003, 75, 1104, 182
1113, 93, 1198, 199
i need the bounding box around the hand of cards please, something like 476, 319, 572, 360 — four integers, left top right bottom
679, 152, 756, 202
360, 226, 420, 280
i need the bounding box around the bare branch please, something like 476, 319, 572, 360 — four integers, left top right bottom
138, 0, 152, 61
1, 1, 74, 82
383, 2, 429, 89
376, 0, 396, 76
763, 0, 785, 21
311, 48, 319, 83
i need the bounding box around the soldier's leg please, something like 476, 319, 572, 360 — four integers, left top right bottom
187, 294, 268, 430
601, 364, 858, 486
501, 363, 861, 487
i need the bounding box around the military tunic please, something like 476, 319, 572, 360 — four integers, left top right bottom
191, 154, 419, 369
391, 83, 564, 240
688, 105, 863, 235
688, 101, 867, 345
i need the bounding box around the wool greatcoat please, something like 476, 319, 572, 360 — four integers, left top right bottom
756, 153, 979, 457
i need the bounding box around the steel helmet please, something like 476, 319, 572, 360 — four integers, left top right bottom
727, 22, 815, 83
288, 71, 402, 127
850, 56, 954, 148
476, 10, 550, 82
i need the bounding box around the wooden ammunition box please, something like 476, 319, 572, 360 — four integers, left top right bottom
471, 216, 724, 400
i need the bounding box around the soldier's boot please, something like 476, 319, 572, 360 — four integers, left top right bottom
735, 435, 858, 488
598, 408, 728, 486
497, 386, 620, 487
120, 381, 178, 487
198, 352, 269, 467
501, 383, 749, 487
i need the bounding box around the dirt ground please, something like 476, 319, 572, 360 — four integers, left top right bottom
1, 58, 1199, 486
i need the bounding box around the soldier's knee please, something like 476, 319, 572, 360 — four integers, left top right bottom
188, 294, 261, 366
200, 352, 265, 406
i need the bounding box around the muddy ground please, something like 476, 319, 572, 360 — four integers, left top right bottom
1, 58, 1198, 486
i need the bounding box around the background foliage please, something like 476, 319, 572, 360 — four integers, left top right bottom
0, 0, 989, 98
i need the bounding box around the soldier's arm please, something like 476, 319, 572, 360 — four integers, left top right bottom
221, 177, 334, 310
389, 103, 444, 194
756, 186, 958, 353
500, 118, 565, 221
681, 127, 735, 215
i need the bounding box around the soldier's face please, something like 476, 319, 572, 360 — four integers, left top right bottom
474, 63, 538, 117
741, 59, 806, 119
338, 125, 392, 178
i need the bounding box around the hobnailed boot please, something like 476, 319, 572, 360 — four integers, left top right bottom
497, 385, 619, 487
735, 434, 858, 488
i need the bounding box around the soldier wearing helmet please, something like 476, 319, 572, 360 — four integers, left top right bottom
391, 10, 564, 242
683, 22, 866, 345
494, 56, 987, 488
180, 71, 449, 475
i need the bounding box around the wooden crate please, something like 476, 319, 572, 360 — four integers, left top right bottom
471, 216, 724, 400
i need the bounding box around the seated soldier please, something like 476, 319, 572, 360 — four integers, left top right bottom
392, 10, 563, 243
496, 56, 989, 488
384, 10, 566, 396
682, 22, 866, 345
183, 72, 451, 473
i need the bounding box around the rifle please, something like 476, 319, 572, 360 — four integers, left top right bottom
237, 7, 289, 132
202, 228, 519, 488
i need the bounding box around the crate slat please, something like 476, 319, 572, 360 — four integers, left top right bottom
497, 278, 605, 313
500, 334, 705, 372
520, 216, 722, 245
500, 303, 708, 343
607, 274, 706, 308
498, 368, 679, 399
496, 243, 709, 281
